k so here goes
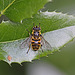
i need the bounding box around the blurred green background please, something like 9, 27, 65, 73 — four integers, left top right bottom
0, 0, 75, 75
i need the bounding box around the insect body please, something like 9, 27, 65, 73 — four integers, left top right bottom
31, 25, 41, 51
20, 23, 52, 53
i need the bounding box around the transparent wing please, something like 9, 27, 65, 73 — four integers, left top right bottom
41, 36, 52, 50
20, 36, 31, 49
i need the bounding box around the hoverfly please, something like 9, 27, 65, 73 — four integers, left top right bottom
20, 23, 52, 53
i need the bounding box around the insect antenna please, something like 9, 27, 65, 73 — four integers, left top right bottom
39, 23, 40, 27
33, 23, 35, 26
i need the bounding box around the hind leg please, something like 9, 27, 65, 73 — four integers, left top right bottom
41, 44, 44, 52
26, 42, 31, 54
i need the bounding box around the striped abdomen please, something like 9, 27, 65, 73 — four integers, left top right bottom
31, 36, 41, 51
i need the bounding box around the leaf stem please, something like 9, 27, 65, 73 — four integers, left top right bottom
1, 0, 15, 15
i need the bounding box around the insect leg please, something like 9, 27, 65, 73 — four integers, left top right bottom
39, 23, 40, 27
38, 51, 40, 59
20, 37, 30, 49
20, 35, 32, 49
41, 36, 49, 44
40, 46, 43, 52
41, 36, 52, 50
41, 41, 44, 52
26, 29, 31, 35
42, 30, 47, 36
33, 23, 35, 26
26, 42, 31, 54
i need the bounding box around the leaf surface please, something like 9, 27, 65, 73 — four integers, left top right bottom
0, 12, 75, 64
0, 0, 50, 22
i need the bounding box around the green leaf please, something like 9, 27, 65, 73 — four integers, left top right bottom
0, 11, 75, 64
42, 0, 75, 16
0, 26, 75, 64
0, 0, 50, 22
0, 0, 15, 16
0, 12, 75, 42
0, 48, 6, 60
